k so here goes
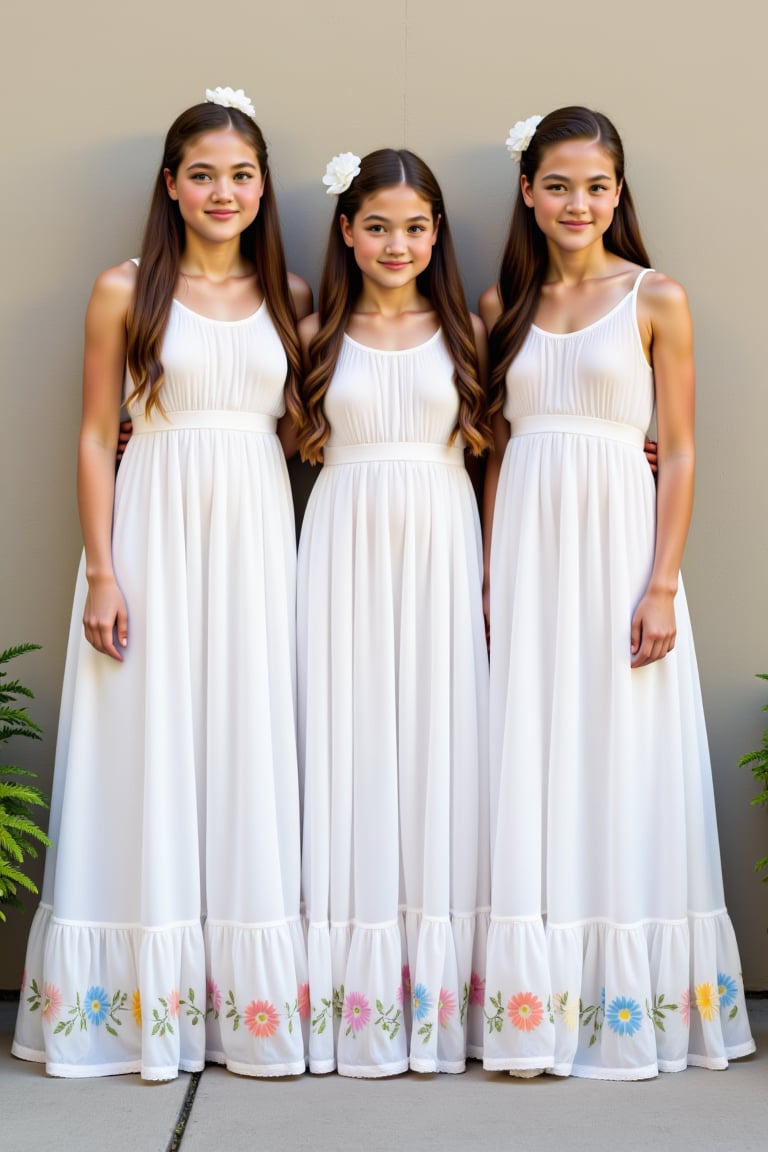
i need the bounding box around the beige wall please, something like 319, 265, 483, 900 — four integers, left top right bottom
2, 1, 766, 987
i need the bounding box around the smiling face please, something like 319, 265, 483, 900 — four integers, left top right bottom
521, 137, 622, 255
164, 127, 266, 245
340, 183, 439, 292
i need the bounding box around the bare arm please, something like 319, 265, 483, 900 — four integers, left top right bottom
631, 274, 695, 668
79, 262, 136, 660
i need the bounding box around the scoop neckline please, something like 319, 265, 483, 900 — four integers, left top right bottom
172, 296, 266, 325
531, 273, 646, 338
343, 327, 442, 354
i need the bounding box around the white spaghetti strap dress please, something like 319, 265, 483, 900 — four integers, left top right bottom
12, 295, 308, 1079
484, 270, 755, 1080
298, 331, 490, 1077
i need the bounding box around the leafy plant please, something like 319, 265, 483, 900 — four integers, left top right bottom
0, 643, 51, 922
738, 673, 768, 884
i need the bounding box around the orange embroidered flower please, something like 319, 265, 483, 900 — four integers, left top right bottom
695, 983, 719, 1023
244, 999, 280, 1038
507, 991, 544, 1032
132, 990, 142, 1027
297, 983, 311, 1021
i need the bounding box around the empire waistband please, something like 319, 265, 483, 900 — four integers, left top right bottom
509, 414, 645, 449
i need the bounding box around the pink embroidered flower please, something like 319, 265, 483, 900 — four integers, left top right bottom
507, 992, 544, 1032
297, 983, 311, 1021
244, 999, 280, 1038
679, 988, 691, 1027
438, 988, 457, 1028
401, 965, 412, 996
469, 971, 485, 1007
167, 989, 180, 1020
206, 978, 222, 1015
342, 991, 372, 1034
41, 983, 62, 1022
20, 969, 26, 996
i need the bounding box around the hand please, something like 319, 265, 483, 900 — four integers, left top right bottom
643, 437, 658, 475
83, 576, 128, 661
116, 419, 133, 469
630, 589, 676, 668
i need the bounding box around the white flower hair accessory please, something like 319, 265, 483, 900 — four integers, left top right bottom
323, 152, 362, 196
205, 86, 257, 122
505, 115, 543, 163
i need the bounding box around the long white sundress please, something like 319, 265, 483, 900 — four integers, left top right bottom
485, 270, 755, 1080
298, 330, 490, 1077
12, 296, 308, 1079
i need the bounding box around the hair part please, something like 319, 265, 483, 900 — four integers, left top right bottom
297, 149, 490, 463
125, 102, 301, 419
488, 106, 651, 414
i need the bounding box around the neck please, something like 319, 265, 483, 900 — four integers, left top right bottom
354, 279, 430, 318
179, 234, 251, 282
544, 241, 613, 286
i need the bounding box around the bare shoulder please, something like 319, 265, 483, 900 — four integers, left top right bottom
478, 283, 502, 332
638, 270, 691, 325
298, 311, 321, 346
470, 312, 488, 347
288, 272, 313, 321
86, 260, 137, 328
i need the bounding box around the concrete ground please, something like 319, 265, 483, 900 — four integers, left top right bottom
1, 999, 766, 1152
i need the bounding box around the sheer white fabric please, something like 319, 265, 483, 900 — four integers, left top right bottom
298, 332, 490, 1077
485, 271, 755, 1079
13, 299, 307, 1079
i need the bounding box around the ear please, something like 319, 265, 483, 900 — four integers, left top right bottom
614, 177, 624, 208
340, 213, 355, 248
431, 213, 441, 247
164, 168, 179, 201
520, 174, 535, 208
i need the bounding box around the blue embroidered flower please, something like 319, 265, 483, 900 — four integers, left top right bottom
84, 986, 110, 1026
605, 996, 643, 1037
600, 986, 606, 1012
412, 984, 432, 1022
717, 973, 738, 1009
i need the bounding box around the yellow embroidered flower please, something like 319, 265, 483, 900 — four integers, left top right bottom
132, 990, 142, 1027
695, 982, 719, 1022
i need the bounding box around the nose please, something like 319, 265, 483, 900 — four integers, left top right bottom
567, 188, 588, 213
386, 230, 407, 253
212, 178, 234, 202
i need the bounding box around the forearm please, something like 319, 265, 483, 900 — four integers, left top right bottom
78, 436, 118, 582
648, 452, 695, 595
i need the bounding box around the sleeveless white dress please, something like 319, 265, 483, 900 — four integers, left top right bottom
485, 271, 755, 1080
298, 331, 490, 1077
13, 296, 308, 1079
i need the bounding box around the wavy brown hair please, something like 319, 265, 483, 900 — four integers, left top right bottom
125, 102, 301, 421
488, 106, 651, 415
297, 149, 490, 464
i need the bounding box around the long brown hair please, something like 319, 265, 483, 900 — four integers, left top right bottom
298, 149, 490, 464
125, 102, 302, 421
488, 106, 651, 415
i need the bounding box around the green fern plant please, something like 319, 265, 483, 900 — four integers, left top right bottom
0, 643, 52, 922
738, 673, 768, 884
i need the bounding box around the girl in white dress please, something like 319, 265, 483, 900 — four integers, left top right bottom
481, 106, 755, 1079
12, 89, 312, 1080
296, 149, 491, 1077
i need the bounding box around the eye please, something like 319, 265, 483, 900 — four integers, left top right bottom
233, 172, 253, 181
544, 183, 566, 192
366, 224, 385, 233
590, 183, 609, 193
190, 172, 211, 182
408, 225, 427, 234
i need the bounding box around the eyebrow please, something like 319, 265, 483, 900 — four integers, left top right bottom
185, 161, 259, 171
361, 213, 432, 223
540, 172, 613, 181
